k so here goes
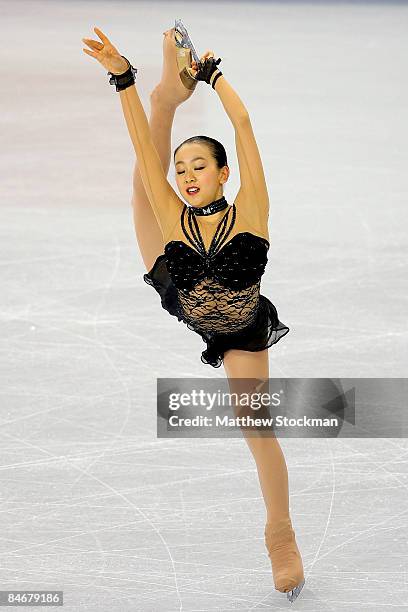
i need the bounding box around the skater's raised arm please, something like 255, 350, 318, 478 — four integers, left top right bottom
118, 85, 184, 240
82, 27, 183, 241
193, 53, 269, 234
215, 75, 269, 230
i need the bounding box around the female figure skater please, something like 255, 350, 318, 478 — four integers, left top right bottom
81, 25, 305, 602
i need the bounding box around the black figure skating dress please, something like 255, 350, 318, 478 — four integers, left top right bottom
144, 196, 289, 368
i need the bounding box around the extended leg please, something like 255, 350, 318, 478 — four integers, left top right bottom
132, 95, 175, 271
132, 29, 195, 271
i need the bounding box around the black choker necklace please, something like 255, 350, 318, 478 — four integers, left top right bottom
189, 196, 228, 216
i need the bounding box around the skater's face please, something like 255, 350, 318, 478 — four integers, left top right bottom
174, 143, 229, 207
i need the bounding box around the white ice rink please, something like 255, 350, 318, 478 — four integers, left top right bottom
1, 1, 407, 610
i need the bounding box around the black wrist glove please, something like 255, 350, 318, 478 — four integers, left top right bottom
108, 56, 138, 92
195, 57, 223, 89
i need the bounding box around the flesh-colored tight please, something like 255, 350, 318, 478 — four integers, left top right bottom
223, 348, 290, 525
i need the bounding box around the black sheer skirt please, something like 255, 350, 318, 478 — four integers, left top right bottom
143, 254, 289, 368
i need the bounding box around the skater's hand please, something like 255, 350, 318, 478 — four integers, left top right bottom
191, 50, 216, 78
82, 27, 129, 74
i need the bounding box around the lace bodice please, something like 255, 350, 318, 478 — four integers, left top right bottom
177, 276, 261, 334
163, 203, 269, 334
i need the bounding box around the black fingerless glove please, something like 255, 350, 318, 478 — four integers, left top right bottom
195, 57, 223, 89
107, 56, 138, 92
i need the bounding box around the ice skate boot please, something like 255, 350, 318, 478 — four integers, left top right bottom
264, 518, 305, 603
174, 19, 199, 90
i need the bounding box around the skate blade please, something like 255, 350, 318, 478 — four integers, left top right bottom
287, 579, 305, 603
174, 18, 200, 63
